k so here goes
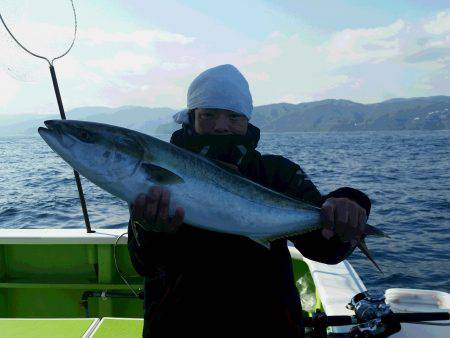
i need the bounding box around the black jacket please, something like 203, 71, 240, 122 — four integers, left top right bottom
128, 124, 371, 337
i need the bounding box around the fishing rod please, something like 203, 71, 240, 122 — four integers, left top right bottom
304, 290, 450, 337
0, 1, 94, 233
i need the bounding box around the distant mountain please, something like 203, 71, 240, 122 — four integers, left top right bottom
77, 106, 176, 134
0, 106, 176, 136
256, 96, 450, 131
156, 96, 450, 133
2, 96, 449, 136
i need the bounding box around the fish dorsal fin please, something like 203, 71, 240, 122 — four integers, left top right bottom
141, 162, 184, 184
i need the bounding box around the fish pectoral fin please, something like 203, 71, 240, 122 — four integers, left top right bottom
141, 162, 184, 184
249, 236, 271, 249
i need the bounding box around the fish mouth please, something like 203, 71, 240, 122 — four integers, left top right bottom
38, 126, 55, 143
38, 120, 75, 149
43, 119, 62, 132
38, 120, 60, 138
39, 120, 60, 143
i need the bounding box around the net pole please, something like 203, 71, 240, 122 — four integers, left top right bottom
1, 1, 93, 233
49, 64, 94, 233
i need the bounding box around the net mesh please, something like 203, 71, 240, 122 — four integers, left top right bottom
0, 0, 76, 82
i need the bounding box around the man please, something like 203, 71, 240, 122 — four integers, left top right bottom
128, 64, 371, 337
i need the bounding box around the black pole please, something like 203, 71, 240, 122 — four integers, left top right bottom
393, 312, 450, 322
303, 312, 450, 327
49, 64, 94, 233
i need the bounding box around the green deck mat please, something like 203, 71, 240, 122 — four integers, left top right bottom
91, 318, 143, 338
0, 319, 95, 338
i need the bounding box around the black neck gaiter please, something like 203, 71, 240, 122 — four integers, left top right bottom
170, 123, 261, 168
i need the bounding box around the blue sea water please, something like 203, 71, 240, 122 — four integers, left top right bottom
0, 130, 449, 294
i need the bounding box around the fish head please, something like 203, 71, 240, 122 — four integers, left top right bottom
38, 120, 144, 184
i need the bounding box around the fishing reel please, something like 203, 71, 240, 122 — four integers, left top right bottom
304, 290, 449, 337
305, 290, 400, 337
345, 291, 400, 337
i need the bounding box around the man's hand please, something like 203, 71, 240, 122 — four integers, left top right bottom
131, 186, 185, 234
320, 197, 367, 245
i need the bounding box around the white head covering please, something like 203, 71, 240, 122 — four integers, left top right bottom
173, 64, 253, 124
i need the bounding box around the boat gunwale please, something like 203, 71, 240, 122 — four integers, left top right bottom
0, 229, 129, 245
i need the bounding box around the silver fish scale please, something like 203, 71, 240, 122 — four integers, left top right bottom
40, 120, 323, 242
140, 138, 323, 240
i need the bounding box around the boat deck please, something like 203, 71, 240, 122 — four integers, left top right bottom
0, 229, 327, 336
0, 317, 143, 338
4, 229, 447, 337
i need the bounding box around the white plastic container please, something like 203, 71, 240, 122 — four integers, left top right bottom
385, 288, 450, 313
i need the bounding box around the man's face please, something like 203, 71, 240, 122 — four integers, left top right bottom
194, 108, 248, 135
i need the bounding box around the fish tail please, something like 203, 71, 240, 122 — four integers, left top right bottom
357, 238, 383, 274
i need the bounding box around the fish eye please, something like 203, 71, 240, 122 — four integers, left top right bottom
77, 129, 94, 143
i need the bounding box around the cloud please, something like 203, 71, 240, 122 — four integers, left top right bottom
229, 33, 351, 104
238, 43, 282, 65
245, 71, 270, 82
306, 15, 450, 101
0, 70, 21, 107
323, 19, 406, 64
86, 51, 157, 75
81, 28, 195, 47
159, 62, 191, 71
424, 10, 450, 35
404, 47, 450, 63
99, 70, 188, 108
2, 5, 450, 116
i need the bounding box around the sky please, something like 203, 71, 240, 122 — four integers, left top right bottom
0, 0, 449, 117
